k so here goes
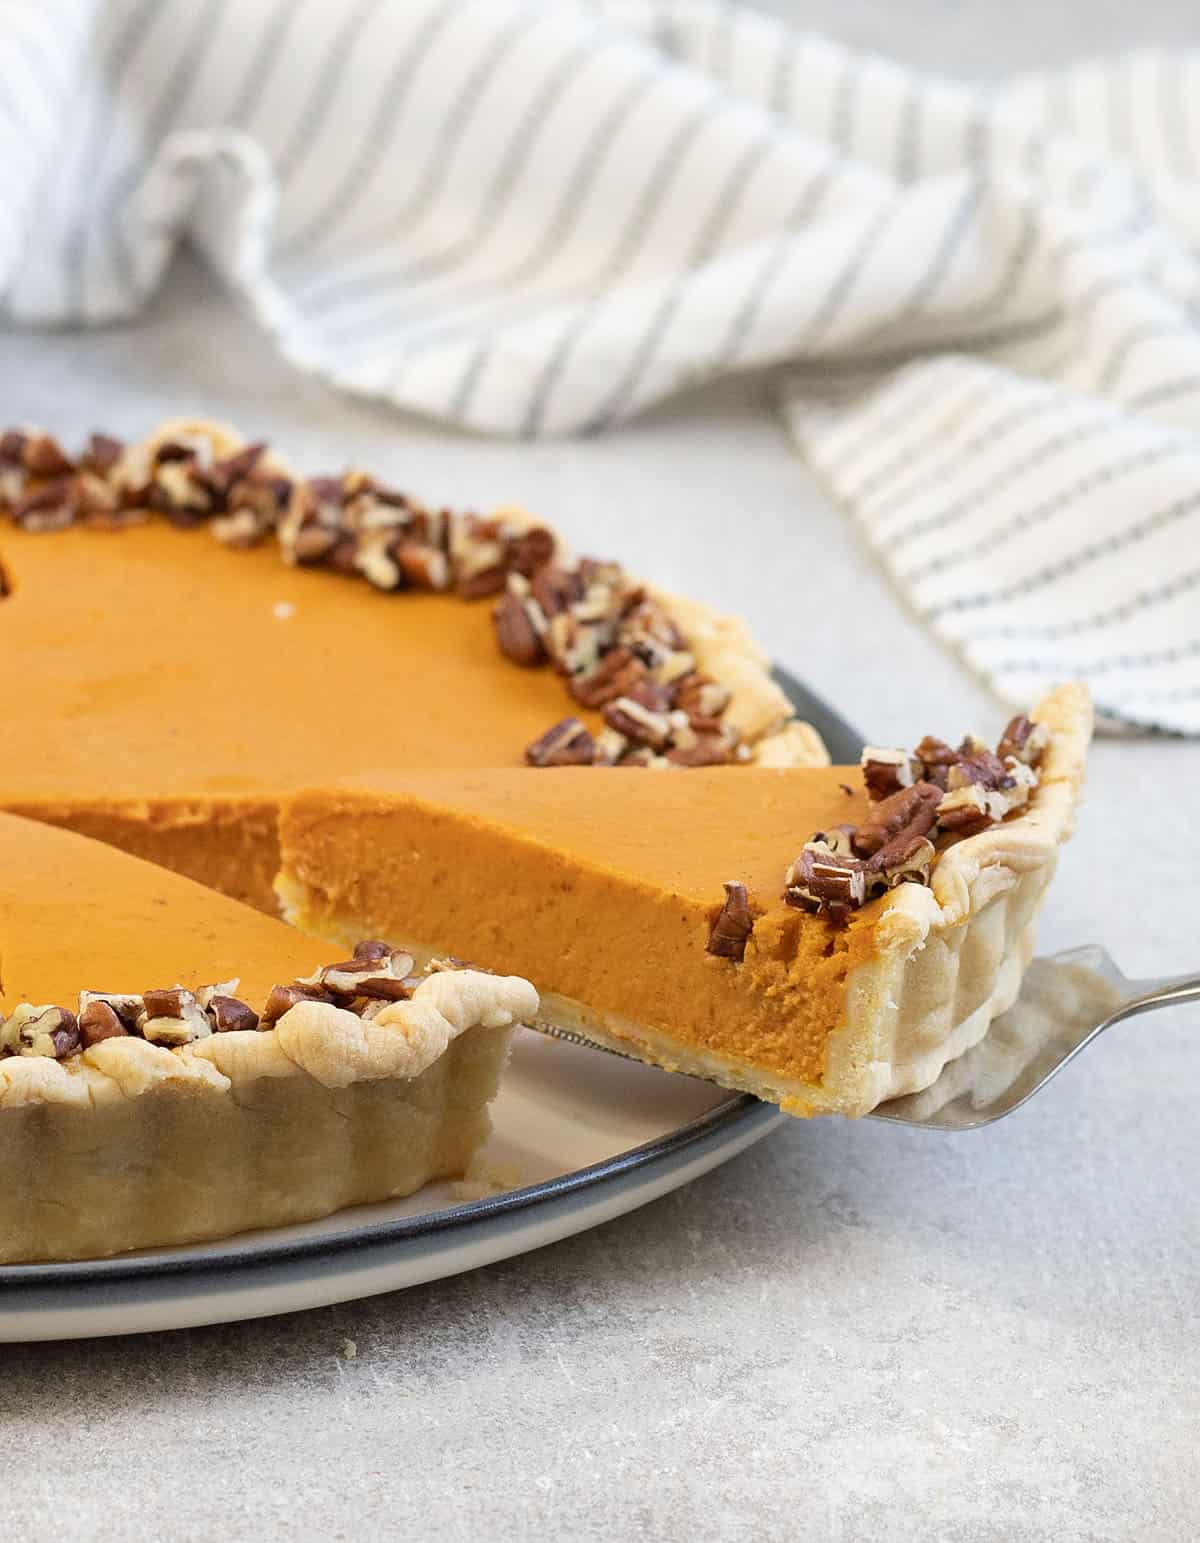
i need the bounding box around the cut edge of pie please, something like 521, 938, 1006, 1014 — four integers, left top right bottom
276, 684, 1091, 1119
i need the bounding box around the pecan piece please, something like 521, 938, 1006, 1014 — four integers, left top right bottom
672, 673, 730, 719
867, 831, 936, 887
530, 563, 583, 618
706, 881, 755, 961
139, 987, 211, 1046
784, 843, 867, 915
2, 1004, 81, 1059
946, 748, 1011, 793
302, 942, 417, 1002
665, 736, 733, 767
78, 1000, 130, 1046
936, 784, 997, 836
457, 565, 508, 600
860, 746, 916, 801
23, 433, 73, 477
603, 695, 673, 750
997, 714, 1049, 767
260, 982, 334, 1026
12, 478, 77, 531
852, 782, 942, 858
508, 525, 556, 576
397, 543, 450, 590
0, 555, 10, 599
493, 589, 546, 667
569, 647, 645, 708
82, 432, 124, 475
525, 716, 596, 767
207, 995, 261, 1033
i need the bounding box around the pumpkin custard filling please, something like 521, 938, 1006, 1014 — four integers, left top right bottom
0, 419, 825, 913
277, 682, 1092, 1118
1, 418, 1092, 1261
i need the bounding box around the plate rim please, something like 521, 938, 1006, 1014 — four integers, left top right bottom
0, 670, 862, 1295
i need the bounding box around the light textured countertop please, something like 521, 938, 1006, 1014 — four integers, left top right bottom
2, 4, 1197, 1538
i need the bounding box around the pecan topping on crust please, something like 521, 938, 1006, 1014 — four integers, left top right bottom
780, 713, 1051, 922
706, 882, 755, 961
5, 423, 752, 767
1, 1005, 81, 1059
78, 999, 130, 1046
525, 716, 596, 767
139, 987, 212, 1046
0, 948, 492, 1062
298, 941, 417, 1002
860, 745, 916, 800
493, 585, 547, 667
852, 782, 943, 858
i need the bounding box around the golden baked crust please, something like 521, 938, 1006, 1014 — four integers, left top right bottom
0, 969, 537, 1264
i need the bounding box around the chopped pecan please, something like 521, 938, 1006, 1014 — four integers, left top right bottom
665, 736, 733, 767
290, 523, 341, 565
302, 942, 417, 1002
946, 749, 1011, 793
260, 982, 334, 1027
0, 555, 10, 599
139, 987, 211, 1046
525, 716, 596, 767
867, 831, 936, 886
81, 433, 124, 475
457, 565, 508, 600
569, 647, 645, 707
997, 714, 1049, 766
2, 1004, 81, 1059
508, 526, 556, 576
23, 433, 73, 477
12, 479, 77, 531
493, 589, 547, 667
206, 995, 261, 1033
603, 695, 673, 750
935, 784, 997, 836
355, 531, 406, 591
860, 745, 916, 801
78, 999, 130, 1046
852, 782, 942, 858
591, 727, 628, 765
784, 843, 867, 915
673, 673, 730, 719
531, 563, 584, 618
397, 543, 450, 590
707, 881, 755, 961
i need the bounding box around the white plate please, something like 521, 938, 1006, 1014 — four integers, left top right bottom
0, 674, 857, 1342
0, 1030, 784, 1341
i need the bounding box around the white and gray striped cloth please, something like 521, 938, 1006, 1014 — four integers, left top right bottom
4, 0, 1199, 732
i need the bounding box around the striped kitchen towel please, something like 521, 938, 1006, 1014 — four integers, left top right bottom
3, 0, 1199, 732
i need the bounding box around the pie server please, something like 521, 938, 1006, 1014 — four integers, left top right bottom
533, 946, 1199, 1131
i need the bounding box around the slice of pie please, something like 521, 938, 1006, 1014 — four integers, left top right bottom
0, 420, 827, 912
277, 686, 1091, 1119
0, 811, 537, 1263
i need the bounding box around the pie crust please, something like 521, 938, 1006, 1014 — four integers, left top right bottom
0, 968, 536, 1265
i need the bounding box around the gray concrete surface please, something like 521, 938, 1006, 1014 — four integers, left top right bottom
1, 3, 1197, 1539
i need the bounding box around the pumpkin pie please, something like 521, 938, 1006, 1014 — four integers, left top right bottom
0, 420, 827, 913
277, 685, 1091, 1118
0, 810, 537, 1263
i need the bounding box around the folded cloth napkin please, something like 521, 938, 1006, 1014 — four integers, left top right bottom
4, 0, 1199, 732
